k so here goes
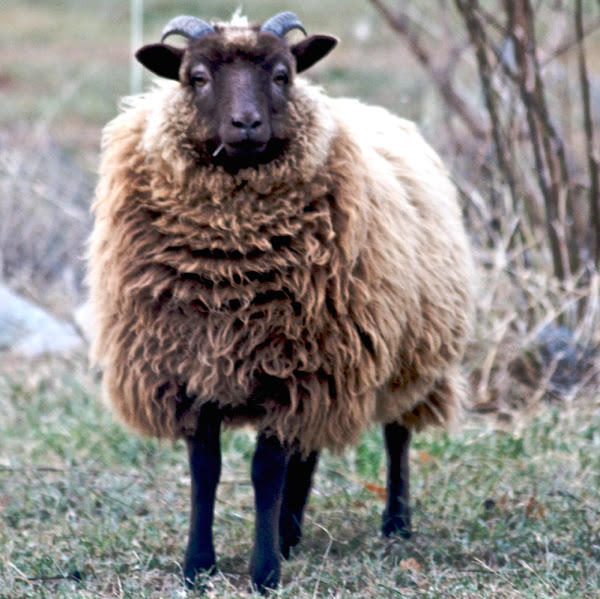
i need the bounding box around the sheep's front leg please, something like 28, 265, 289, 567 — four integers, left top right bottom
382, 422, 412, 538
250, 434, 289, 592
184, 403, 222, 588
279, 450, 319, 559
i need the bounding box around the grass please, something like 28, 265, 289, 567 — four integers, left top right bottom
1, 358, 599, 598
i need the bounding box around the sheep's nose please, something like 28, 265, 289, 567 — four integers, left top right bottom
231, 114, 263, 134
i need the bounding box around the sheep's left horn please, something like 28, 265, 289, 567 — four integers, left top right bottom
161, 15, 215, 42
261, 12, 306, 37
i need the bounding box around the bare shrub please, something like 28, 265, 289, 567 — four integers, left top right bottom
0, 125, 93, 314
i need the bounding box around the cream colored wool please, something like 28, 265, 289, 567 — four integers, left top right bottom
89, 75, 473, 453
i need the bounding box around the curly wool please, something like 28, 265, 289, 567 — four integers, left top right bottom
89, 80, 473, 453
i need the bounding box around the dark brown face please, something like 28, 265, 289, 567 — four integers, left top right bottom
184, 36, 296, 166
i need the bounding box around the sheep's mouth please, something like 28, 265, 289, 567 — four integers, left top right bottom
211, 138, 287, 171
224, 140, 269, 157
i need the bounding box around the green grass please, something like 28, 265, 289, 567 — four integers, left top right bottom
1, 358, 599, 598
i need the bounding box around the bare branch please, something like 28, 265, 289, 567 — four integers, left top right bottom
368, 0, 489, 139
373, 0, 597, 285
575, 0, 600, 267
454, 0, 519, 206
504, 0, 574, 281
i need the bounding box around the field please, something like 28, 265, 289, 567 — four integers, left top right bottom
1, 1, 600, 598
1, 359, 599, 598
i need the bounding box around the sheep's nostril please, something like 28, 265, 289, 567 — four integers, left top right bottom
232, 116, 262, 133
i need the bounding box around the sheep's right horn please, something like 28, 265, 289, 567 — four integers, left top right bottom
161, 16, 215, 42
261, 12, 307, 37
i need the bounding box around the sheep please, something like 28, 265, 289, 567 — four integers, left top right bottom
88, 11, 473, 592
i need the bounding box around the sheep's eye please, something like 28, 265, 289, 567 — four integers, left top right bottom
273, 69, 289, 87
191, 70, 210, 88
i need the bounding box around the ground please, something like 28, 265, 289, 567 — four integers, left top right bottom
0, 359, 599, 598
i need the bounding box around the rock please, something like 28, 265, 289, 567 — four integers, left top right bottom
510, 323, 596, 397
536, 324, 594, 394
74, 301, 95, 345
0, 285, 83, 357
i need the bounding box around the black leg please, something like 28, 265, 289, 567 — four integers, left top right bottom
250, 434, 290, 593
279, 450, 319, 559
184, 403, 222, 588
382, 422, 412, 538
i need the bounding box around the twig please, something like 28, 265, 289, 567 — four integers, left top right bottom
575, 0, 600, 267
311, 522, 334, 599
553, 489, 600, 516
0, 466, 67, 474
376, 582, 406, 594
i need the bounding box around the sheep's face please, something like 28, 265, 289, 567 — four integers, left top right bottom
183, 34, 296, 164
135, 13, 337, 170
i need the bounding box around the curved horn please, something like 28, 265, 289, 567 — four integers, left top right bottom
161, 15, 215, 42
261, 12, 306, 38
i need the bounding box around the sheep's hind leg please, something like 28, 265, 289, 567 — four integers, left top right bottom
382, 422, 412, 538
250, 434, 290, 593
184, 403, 222, 589
279, 450, 319, 559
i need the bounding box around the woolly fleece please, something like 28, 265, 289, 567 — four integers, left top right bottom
89, 79, 473, 453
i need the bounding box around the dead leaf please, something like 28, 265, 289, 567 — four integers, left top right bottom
363, 482, 387, 501
417, 450, 434, 464
400, 558, 422, 572
525, 495, 546, 519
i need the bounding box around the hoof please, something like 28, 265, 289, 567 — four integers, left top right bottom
280, 511, 303, 560
382, 511, 412, 539
280, 529, 301, 560
280, 539, 295, 561
183, 552, 216, 590
250, 553, 280, 594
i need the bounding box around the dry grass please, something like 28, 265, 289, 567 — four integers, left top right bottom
464, 181, 600, 415
0, 126, 92, 315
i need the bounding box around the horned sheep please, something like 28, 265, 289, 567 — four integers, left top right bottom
88, 11, 473, 592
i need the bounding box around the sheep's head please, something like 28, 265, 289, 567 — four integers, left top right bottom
136, 12, 337, 170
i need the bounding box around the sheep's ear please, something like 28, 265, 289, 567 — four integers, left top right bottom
135, 43, 184, 80
291, 35, 338, 73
